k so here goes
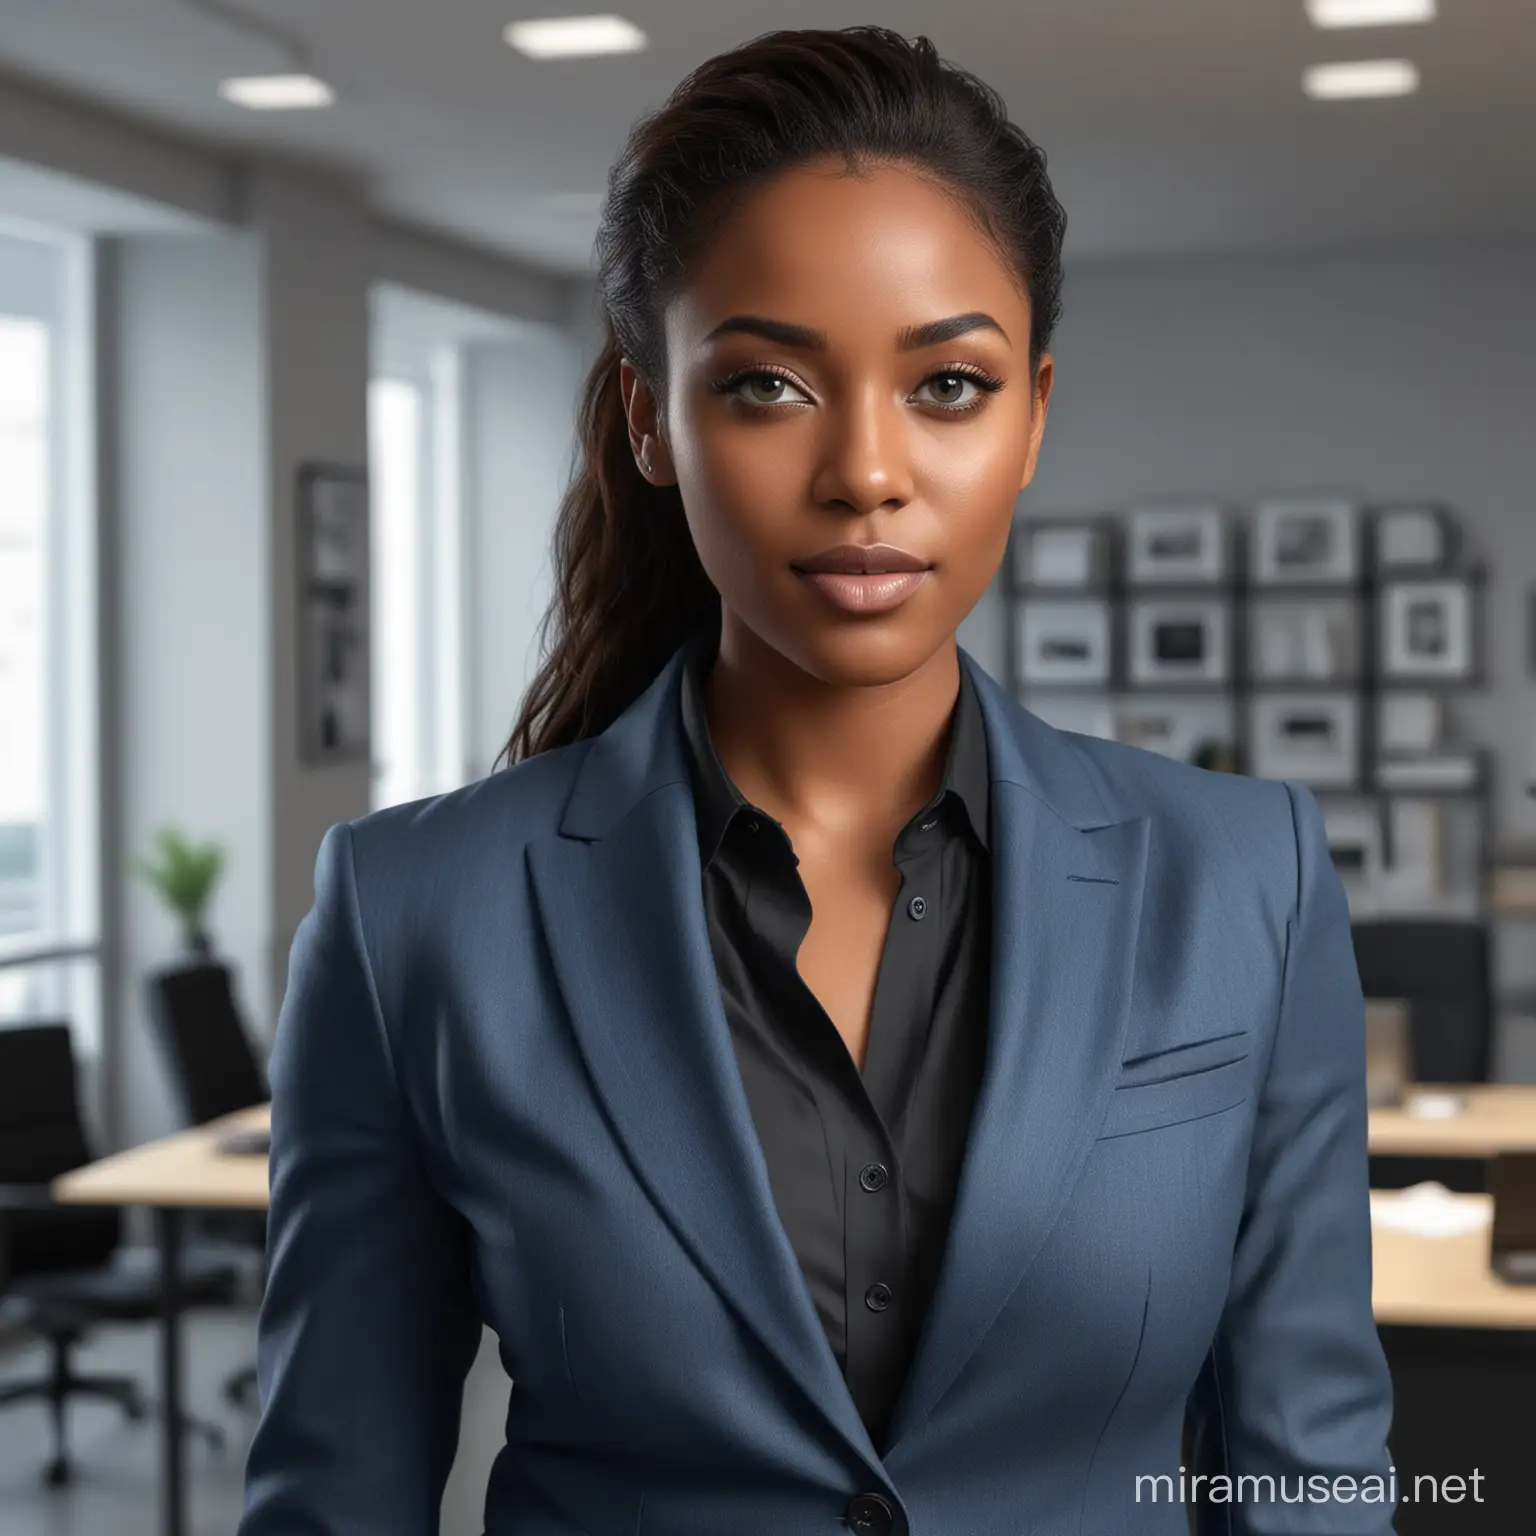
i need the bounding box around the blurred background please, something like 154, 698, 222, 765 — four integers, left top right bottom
0, 3, 1533, 1534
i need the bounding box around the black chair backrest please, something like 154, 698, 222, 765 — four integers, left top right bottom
145, 961, 268, 1127
1351, 919, 1493, 1084
0, 1023, 120, 1279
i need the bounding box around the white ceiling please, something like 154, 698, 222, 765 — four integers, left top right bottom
0, 0, 1532, 272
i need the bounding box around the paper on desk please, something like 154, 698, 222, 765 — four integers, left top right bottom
1370, 1182, 1491, 1237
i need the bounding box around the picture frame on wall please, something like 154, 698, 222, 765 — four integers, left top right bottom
296, 462, 372, 767
1374, 504, 1455, 572
1125, 504, 1228, 585
1249, 693, 1360, 788
1247, 595, 1361, 684
1115, 698, 1237, 767
1251, 497, 1361, 585
1377, 693, 1443, 755
1321, 800, 1382, 901
1381, 577, 1475, 681
1015, 599, 1113, 686
1128, 598, 1229, 685
1011, 518, 1112, 589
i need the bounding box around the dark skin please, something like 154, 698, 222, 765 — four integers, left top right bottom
621, 155, 1054, 1070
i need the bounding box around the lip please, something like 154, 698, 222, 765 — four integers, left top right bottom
791, 541, 931, 574
794, 568, 931, 615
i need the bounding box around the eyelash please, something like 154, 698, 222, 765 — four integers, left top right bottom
710, 361, 1005, 417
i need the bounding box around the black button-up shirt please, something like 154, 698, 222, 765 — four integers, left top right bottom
677, 624, 993, 1450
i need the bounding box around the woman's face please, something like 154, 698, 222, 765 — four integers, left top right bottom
623, 154, 1053, 687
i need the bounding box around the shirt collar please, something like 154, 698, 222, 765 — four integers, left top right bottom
677, 622, 990, 871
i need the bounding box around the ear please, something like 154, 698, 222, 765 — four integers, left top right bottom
619, 357, 676, 485
1018, 352, 1055, 493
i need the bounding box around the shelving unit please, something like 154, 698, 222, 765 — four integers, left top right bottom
1005, 505, 1492, 915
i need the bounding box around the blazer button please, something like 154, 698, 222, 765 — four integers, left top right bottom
865, 1282, 894, 1312
906, 894, 926, 920
845, 1492, 894, 1534
859, 1162, 889, 1192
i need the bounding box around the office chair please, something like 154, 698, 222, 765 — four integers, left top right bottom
1352, 918, 1494, 1193
145, 959, 269, 1411
0, 1022, 242, 1487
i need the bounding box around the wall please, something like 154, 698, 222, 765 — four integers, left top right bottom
108, 227, 269, 1149
963, 235, 1536, 1073
462, 324, 585, 777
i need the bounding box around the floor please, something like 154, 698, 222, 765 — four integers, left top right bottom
0, 1306, 259, 1536
0, 1307, 512, 1536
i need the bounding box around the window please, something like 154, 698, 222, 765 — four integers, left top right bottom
0, 224, 100, 1060
367, 347, 467, 810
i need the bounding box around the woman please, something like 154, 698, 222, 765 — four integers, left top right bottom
240, 26, 1393, 1536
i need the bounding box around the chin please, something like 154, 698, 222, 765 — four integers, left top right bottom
774, 615, 955, 690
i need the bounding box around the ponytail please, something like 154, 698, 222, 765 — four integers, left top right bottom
496, 326, 720, 767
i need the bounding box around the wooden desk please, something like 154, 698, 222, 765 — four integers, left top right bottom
1369, 1085, 1536, 1159
1370, 1192, 1536, 1328
53, 1103, 271, 1211
51, 1102, 271, 1536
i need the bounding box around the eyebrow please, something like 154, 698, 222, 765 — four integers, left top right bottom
701, 310, 1010, 351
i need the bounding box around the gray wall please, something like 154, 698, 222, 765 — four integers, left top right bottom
963, 235, 1536, 1073
462, 326, 585, 778
109, 228, 269, 1149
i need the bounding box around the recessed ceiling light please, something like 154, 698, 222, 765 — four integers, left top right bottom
219, 73, 335, 110
1303, 58, 1420, 98
1306, 0, 1436, 27
504, 14, 648, 59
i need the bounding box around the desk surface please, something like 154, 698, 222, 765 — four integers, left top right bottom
1371, 1192, 1536, 1329
1368, 1084, 1536, 1158
48, 1102, 1536, 1329
52, 1103, 271, 1210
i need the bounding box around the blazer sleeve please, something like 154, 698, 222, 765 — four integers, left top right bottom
239, 822, 483, 1536
1187, 780, 1396, 1532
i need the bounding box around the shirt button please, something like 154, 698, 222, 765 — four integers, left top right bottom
865, 1282, 894, 1312
744, 817, 760, 833
858, 1162, 889, 1192
919, 818, 937, 831
845, 1493, 894, 1534
906, 894, 926, 920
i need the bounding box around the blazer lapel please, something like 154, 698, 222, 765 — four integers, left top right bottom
526, 638, 1152, 1470
526, 648, 882, 1474
882, 656, 1151, 1451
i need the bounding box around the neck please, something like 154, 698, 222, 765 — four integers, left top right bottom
700, 610, 963, 844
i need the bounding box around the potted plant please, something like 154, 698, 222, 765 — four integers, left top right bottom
132, 826, 227, 959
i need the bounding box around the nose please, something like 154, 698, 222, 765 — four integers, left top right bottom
809, 379, 916, 514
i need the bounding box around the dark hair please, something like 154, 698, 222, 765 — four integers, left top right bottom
499, 24, 1066, 767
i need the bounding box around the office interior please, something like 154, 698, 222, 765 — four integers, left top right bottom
0, 2, 1533, 1533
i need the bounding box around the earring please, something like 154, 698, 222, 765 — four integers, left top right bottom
641, 448, 653, 476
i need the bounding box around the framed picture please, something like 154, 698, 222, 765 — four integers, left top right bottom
1021, 695, 1117, 741
1248, 595, 1361, 683
1015, 600, 1113, 686
1128, 598, 1229, 684
296, 462, 372, 766
1377, 693, 1443, 755
1321, 801, 1382, 899
1115, 698, 1236, 765
1011, 518, 1112, 589
1381, 578, 1474, 680
1125, 504, 1228, 585
1251, 497, 1361, 585
1380, 799, 1445, 905
1374, 504, 1455, 572
1249, 693, 1360, 788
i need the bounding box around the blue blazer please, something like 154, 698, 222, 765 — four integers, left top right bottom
240, 639, 1395, 1536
